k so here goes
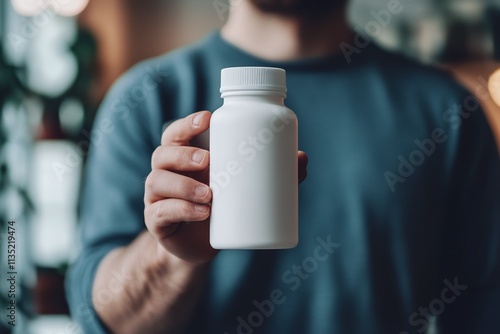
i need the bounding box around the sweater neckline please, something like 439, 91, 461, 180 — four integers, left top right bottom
207, 30, 379, 72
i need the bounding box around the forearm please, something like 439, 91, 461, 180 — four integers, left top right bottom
92, 231, 209, 334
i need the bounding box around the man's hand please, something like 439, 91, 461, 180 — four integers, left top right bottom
144, 111, 308, 264
144, 111, 214, 263
93, 110, 307, 334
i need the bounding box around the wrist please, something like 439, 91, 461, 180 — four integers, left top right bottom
138, 232, 210, 290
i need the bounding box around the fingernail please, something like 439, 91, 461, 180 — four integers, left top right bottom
192, 150, 205, 164
195, 204, 209, 213
192, 113, 203, 126
195, 185, 209, 198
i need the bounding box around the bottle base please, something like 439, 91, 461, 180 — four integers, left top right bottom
210, 239, 298, 250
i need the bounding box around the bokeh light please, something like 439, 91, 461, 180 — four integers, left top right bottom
11, 0, 89, 17
10, 0, 45, 16
488, 69, 500, 108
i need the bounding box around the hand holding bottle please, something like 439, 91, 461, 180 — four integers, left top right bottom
144, 109, 307, 263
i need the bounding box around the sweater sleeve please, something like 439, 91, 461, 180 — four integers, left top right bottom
437, 92, 500, 333
65, 61, 168, 333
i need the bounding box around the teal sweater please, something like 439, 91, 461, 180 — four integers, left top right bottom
67, 32, 500, 334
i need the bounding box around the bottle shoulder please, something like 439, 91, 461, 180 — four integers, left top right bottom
212, 104, 295, 123
211, 105, 297, 130
213, 102, 295, 115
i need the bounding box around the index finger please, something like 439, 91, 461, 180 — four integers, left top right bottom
161, 111, 211, 146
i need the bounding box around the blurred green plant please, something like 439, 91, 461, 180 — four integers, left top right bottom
0, 38, 33, 334
0, 15, 97, 332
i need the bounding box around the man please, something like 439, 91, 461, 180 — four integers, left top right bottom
67, 0, 500, 333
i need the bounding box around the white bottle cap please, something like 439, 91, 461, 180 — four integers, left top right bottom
220, 67, 287, 95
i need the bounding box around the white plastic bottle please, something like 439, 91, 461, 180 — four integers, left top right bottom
209, 67, 298, 249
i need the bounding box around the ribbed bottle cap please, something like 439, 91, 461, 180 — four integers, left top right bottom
220, 67, 286, 95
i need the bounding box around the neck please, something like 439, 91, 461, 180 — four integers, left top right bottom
221, 0, 353, 62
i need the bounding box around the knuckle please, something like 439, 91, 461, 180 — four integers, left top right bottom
145, 169, 160, 190
143, 205, 155, 229
172, 176, 190, 197
160, 129, 170, 145
172, 131, 187, 144
173, 147, 190, 167
149, 203, 167, 235
162, 120, 177, 136
145, 201, 180, 237
152, 201, 164, 221
181, 148, 193, 164
151, 147, 162, 168
176, 200, 193, 217
189, 183, 200, 201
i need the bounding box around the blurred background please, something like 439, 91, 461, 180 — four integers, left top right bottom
0, 0, 499, 333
